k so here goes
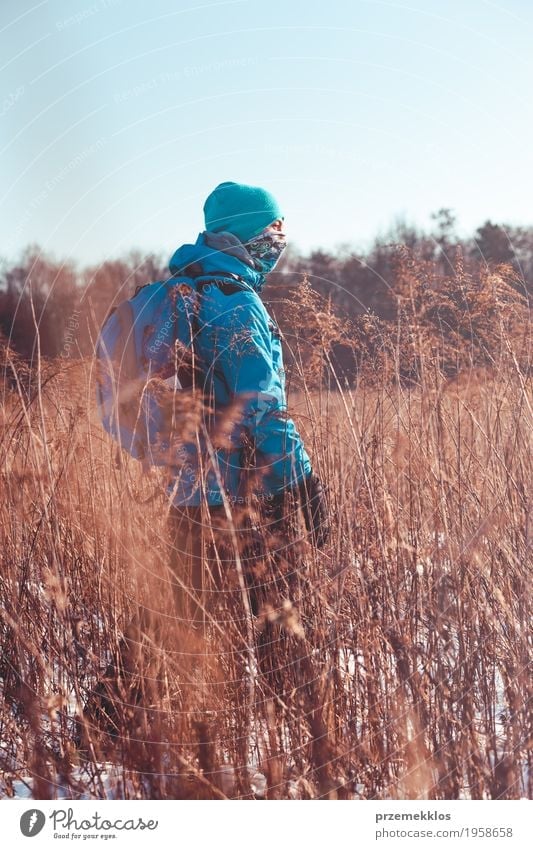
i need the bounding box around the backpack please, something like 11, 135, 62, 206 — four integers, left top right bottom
95, 272, 241, 468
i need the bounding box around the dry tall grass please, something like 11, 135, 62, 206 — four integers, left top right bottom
0, 253, 530, 799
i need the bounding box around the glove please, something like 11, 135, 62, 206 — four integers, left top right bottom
259, 474, 330, 548
296, 473, 330, 549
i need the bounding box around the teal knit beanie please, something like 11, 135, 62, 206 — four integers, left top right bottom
203, 181, 283, 243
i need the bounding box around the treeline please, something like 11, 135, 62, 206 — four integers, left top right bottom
0, 211, 530, 382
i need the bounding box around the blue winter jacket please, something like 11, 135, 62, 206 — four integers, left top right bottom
166, 230, 312, 507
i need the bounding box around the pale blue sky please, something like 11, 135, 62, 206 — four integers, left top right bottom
1, 0, 532, 266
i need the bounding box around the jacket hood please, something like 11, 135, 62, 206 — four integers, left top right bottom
168, 231, 267, 292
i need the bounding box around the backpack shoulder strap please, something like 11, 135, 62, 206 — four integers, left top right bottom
196, 278, 244, 295
173, 263, 247, 296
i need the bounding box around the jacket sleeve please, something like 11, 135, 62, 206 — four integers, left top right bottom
202, 290, 312, 494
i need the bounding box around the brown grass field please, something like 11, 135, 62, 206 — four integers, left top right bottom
0, 255, 531, 799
